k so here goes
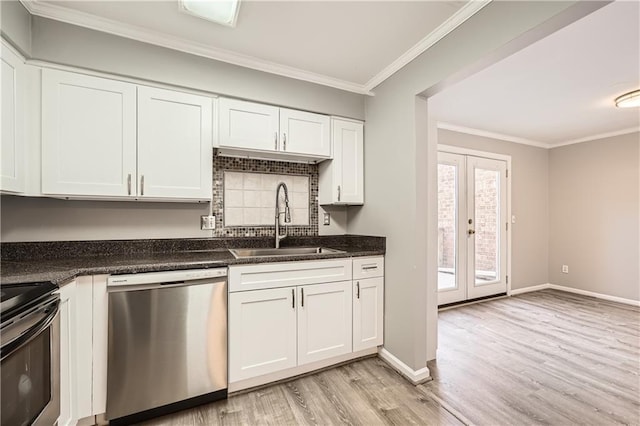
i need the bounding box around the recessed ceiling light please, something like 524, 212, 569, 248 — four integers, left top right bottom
179, 0, 240, 28
614, 89, 640, 108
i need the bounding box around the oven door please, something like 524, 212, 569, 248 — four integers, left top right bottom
1, 297, 60, 426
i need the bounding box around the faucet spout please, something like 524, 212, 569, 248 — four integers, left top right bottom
275, 182, 292, 249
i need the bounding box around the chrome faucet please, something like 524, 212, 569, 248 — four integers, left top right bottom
275, 182, 292, 249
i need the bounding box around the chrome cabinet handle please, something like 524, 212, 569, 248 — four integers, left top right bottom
127, 174, 132, 195
283, 133, 287, 151
274, 132, 278, 150
356, 282, 360, 299
301, 287, 304, 307
141, 175, 145, 196
337, 185, 341, 202
362, 265, 378, 271
292, 288, 295, 309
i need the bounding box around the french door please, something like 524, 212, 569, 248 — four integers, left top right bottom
437, 152, 508, 306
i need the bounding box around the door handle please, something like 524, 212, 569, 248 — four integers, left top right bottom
274, 132, 278, 150
292, 288, 295, 309
468, 229, 476, 235
301, 287, 304, 307
140, 175, 145, 196
282, 133, 287, 151
127, 174, 132, 195
356, 282, 360, 299
337, 185, 341, 202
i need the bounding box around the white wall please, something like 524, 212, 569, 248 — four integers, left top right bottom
438, 129, 550, 290
1, 196, 211, 242
348, 1, 596, 371
549, 132, 640, 301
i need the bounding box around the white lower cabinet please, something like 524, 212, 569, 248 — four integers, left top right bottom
229, 287, 297, 382
58, 275, 108, 425
58, 280, 77, 426
297, 281, 352, 365
229, 258, 383, 388
353, 277, 384, 352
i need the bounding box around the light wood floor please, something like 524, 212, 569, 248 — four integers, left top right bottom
141, 290, 640, 425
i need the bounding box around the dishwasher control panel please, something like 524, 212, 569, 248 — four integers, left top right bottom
107, 268, 227, 287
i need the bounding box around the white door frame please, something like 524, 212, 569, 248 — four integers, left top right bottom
438, 144, 512, 297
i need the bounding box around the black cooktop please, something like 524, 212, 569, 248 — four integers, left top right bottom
0, 282, 58, 322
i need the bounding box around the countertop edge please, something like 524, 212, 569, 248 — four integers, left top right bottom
1, 250, 385, 287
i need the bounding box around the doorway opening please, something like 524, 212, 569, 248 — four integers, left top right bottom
437, 146, 511, 306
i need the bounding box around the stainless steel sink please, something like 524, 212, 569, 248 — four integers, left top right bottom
229, 247, 346, 259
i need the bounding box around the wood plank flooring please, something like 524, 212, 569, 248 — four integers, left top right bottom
423, 290, 640, 426
140, 289, 639, 425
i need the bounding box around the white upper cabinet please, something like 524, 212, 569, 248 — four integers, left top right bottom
42, 69, 137, 197
41, 69, 212, 201
318, 118, 364, 205
1, 42, 26, 193
137, 86, 212, 199
279, 108, 330, 157
217, 98, 330, 162
218, 98, 279, 152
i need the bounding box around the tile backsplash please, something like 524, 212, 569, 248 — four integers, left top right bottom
224, 171, 310, 226
212, 152, 319, 237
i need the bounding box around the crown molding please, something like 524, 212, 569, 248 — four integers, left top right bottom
552, 126, 640, 148
20, 0, 372, 95
437, 122, 640, 149
363, 0, 492, 91
21, 0, 490, 96
437, 122, 551, 149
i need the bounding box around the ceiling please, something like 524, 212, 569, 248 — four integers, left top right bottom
23, 0, 485, 94
431, 1, 640, 147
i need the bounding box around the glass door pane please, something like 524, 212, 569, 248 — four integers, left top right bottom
437, 152, 467, 306
466, 156, 508, 300
438, 163, 457, 291
474, 168, 500, 285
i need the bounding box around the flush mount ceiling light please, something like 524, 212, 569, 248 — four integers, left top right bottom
614, 89, 640, 108
179, 0, 240, 27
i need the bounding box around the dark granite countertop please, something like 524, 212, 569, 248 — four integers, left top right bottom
1, 235, 385, 286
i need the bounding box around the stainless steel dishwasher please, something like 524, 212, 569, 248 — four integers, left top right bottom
106, 268, 227, 425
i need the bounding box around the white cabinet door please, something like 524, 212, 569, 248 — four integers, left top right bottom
41, 69, 137, 197
334, 119, 363, 204
218, 98, 279, 152
229, 287, 297, 382
58, 281, 78, 426
280, 108, 330, 157
318, 118, 364, 205
75, 276, 94, 420
92, 275, 109, 416
1, 42, 25, 193
353, 277, 384, 352
297, 281, 352, 365
137, 86, 212, 199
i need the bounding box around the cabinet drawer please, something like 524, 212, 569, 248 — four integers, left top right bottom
353, 256, 384, 279
229, 258, 352, 292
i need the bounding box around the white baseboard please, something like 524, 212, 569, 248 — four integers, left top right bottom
509, 283, 551, 295
548, 284, 640, 307
509, 283, 640, 307
378, 348, 431, 385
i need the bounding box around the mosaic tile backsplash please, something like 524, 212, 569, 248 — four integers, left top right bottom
212, 152, 319, 237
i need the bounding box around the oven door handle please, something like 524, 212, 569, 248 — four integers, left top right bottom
0, 299, 59, 361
